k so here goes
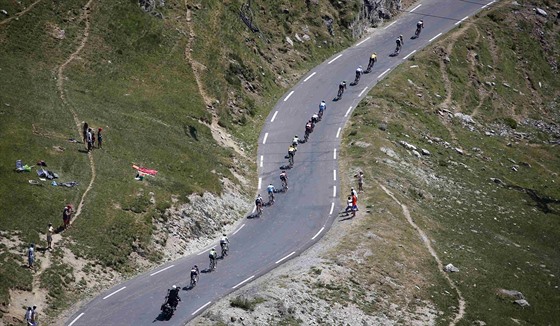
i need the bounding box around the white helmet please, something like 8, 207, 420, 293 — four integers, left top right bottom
172, 285, 177, 289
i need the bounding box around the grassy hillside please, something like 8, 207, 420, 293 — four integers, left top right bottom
0, 0, 377, 320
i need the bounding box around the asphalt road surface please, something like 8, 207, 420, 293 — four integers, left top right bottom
66, 1, 498, 325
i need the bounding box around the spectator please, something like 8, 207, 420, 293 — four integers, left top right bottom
47, 223, 54, 250
82, 122, 89, 143
355, 171, 364, 192
86, 128, 93, 152
31, 306, 38, 326
344, 196, 353, 216
351, 194, 358, 218
63, 205, 73, 230
24, 307, 33, 326
351, 187, 358, 199
27, 244, 35, 270
97, 128, 103, 148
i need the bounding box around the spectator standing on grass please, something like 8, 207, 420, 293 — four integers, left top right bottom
344, 196, 353, 215
82, 122, 89, 143
91, 129, 96, 148
355, 171, 364, 192
27, 244, 35, 270
86, 128, 93, 152
47, 223, 54, 251
24, 307, 33, 325
63, 205, 73, 230
351, 187, 358, 199
351, 194, 358, 218
97, 128, 103, 148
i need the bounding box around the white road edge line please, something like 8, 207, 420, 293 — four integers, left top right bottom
378, 68, 390, 79
328, 54, 343, 64
258, 177, 262, 190
262, 132, 268, 144
191, 301, 212, 316
429, 32, 442, 42
270, 111, 278, 122
345, 106, 353, 117
355, 36, 371, 47
403, 50, 417, 60
455, 16, 468, 25
384, 21, 396, 29
336, 127, 341, 138
197, 245, 212, 255
233, 224, 245, 235
333, 169, 337, 181
358, 87, 368, 97
333, 148, 337, 160
259, 155, 263, 168
232, 275, 255, 289
410, 4, 422, 12
252, 206, 256, 213
150, 265, 175, 277
103, 287, 126, 300
312, 227, 325, 240
329, 202, 335, 215
303, 72, 317, 82
68, 313, 85, 326
482, 0, 495, 8
333, 185, 337, 197
283, 90, 294, 101
275, 251, 296, 264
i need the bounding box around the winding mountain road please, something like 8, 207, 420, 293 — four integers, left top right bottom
66, 1, 498, 325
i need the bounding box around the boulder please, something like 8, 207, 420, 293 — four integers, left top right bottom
285, 36, 294, 47
444, 264, 459, 272
514, 299, 530, 307
535, 8, 547, 17
496, 289, 525, 300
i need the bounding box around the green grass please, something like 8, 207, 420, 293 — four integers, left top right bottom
338, 2, 560, 324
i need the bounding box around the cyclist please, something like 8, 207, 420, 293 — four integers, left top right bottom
367, 52, 377, 72
267, 183, 275, 204
280, 171, 288, 190
395, 35, 403, 54
255, 194, 264, 215
338, 80, 347, 98
355, 65, 364, 84
319, 100, 326, 113
415, 20, 424, 37
190, 265, 199, 286
220, 234, 229, 257
292, 135, 300, 147
209, 248, 218, 270
288, 145, 296, 166
311, 113, 319, 124
304, 121, 313, 141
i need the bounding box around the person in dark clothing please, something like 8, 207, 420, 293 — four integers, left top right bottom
97, 128, 103, 148
82, 122, 89, 143
166, 285, 181, 308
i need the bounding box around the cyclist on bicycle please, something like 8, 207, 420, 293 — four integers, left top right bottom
220, 234, 229, 257
319, 100, 326, 113
395, 35, 403, 54
311, 113, 319, 124
288, 145, 296, 165
190, 265, 199, 285
367, 52, 377, 71
304, 121, 313, 141
292, 135, 300, 147
255, 194, 264, 214
280, 171, 288, 190
415, 20, 424, 36
267, 183, 275, 204
338, 80, 347, 97
355, 65, 363, 83
209, 248, 218, 270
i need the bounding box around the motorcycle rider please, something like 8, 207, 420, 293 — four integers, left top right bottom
167, 285, 181, 308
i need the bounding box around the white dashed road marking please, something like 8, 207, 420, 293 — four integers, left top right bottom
336, 127, 341, 138
284, 91, 294, 101
258, 177, 262, 190
403, 50, 417, 60
232, 275, 255, 289
345, 106, 353, 117
355, 36, 371, 47
358, 87, 368, 97
233, 224, 245, 235
378, 68, 390, 79
150, 265, 174, 277
333, 148, 337, 160
260, 155, 263, 167
275, 251, 295, 264
270, 111, 278, 122
68, 313, 85, 326
191, 301, 212, 316
429, 32, 442, 42
384, 21, 396, 29
333, 186, 337, 197
328, 54, 343, 64
455, 16, 468, 25
303, 72, 316, 82
312, 227, 325, 240
329, 202, 335, 215
262, 132, 268, 144
103, 287, 126, 300
410, 4, 422, 12
333, 169, 337, 181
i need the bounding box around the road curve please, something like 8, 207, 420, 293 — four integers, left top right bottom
66, 1, 498, 325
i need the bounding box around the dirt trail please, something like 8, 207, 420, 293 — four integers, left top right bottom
0, 0, 44, 27
378, 183, 466, 326
29, 0, 95, 311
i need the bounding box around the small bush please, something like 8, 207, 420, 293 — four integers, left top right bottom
230, 296, 266, 311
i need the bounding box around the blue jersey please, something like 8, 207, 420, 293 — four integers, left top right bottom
267, 185, 275, 194
319, 102, 326, 112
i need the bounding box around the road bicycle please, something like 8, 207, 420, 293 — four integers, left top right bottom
281, 178, 288, 192
268, 192, 275, 205
209, 257, 217, 271
190, 274, 198, 287
221, 243, 229, 258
